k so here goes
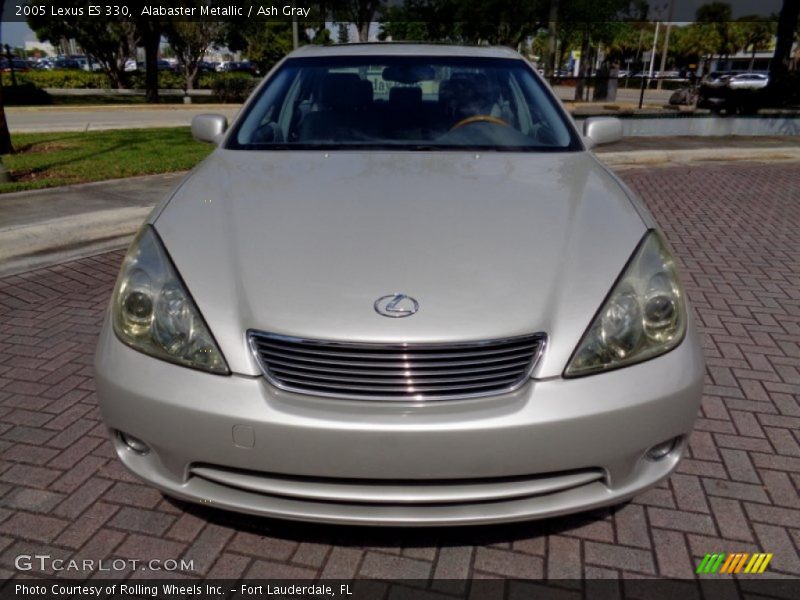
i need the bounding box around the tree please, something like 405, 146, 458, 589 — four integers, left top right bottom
28, 3, 138, 89
164, 21, 223, 90
696, 2, 744, 60
736, 17, 776, 70
222, 21, 307, 75
771, 0, 800, 78
135, 18, 163, 103
337, 23, 350, 44
671, 22, 722, 68
26, 46, 52, 58
378, 0, 462, 43
311, 28, 333, 45
335, 1, 386, 42
455, 0, 549, 47
0, 0, 12, 181
378, 0, 549, 47
553, 0, 633, 100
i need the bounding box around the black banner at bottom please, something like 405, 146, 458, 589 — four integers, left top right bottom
2, 579, 800, 600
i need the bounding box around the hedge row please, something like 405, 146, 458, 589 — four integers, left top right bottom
18, 70, 110, 89
210, 74, 259, 102
3, 72, 257, 105
17, 69, 254, 90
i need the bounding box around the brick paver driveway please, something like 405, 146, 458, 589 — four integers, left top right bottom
0, 163, 798, 582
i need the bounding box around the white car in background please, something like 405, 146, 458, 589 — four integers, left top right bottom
727, 73, 769, 90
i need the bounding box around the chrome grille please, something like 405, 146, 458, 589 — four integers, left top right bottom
248, 332, 545, 401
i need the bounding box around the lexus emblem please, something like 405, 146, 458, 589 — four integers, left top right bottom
374, 294, 419, 318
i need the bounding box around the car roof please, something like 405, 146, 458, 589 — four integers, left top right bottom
287, 42, 523, 60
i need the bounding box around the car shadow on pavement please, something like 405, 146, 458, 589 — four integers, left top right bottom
165, 495, 623, 548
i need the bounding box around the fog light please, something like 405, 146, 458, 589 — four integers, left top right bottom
646, 437, 680, 460
120, 432, 150, 455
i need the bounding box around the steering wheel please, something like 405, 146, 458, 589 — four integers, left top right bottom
450, 114, 509, 132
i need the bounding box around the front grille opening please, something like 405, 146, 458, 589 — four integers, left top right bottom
248, 332, 546, 401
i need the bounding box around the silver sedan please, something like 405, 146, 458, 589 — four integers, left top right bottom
95, 44, 704, 526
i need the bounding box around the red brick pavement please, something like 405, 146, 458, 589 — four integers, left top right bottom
0, 163, 798, 581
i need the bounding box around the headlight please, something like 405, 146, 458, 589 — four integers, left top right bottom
565, 231, 686, 377
111, 226, 229, 374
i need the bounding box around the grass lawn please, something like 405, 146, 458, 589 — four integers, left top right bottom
0, 127, 213, 194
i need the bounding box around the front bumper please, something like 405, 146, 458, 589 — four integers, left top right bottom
95, 321, 704, 526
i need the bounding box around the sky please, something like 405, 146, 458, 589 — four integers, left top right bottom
0, 21, 35, 48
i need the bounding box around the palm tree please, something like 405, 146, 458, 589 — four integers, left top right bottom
771, 0, 800, 77
736, 18, 776, 71
0, 0, 13, 181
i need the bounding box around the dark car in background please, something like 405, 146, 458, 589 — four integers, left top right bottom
0, 58, 31, 73
53, 58, 81, 70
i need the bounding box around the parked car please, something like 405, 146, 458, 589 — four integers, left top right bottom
198, 60, 218, 73
96, 43, 704, 526
702, 71, 737, 88
657, 70, 685, 81
216, 60, 256, 74
698, 70, 769, 113
63, 55, 100, 72
33, 58, 54, 70
727, 72, 769, 90
53, 58, 81, 70
0, 58, 30, 73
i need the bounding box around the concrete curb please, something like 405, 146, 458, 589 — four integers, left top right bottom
0, 207, 150, 276
598, 146, 800, 167
0, 172, 186, 200
1, 146, 798, 276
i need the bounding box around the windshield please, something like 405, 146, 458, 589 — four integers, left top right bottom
229, 55, 581, 152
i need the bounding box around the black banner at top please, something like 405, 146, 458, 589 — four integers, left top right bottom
0, 0, 792, 23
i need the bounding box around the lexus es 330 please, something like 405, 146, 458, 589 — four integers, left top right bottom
95, 44, 704, 526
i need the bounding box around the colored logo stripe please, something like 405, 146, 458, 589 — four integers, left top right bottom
697, 553, 773, 574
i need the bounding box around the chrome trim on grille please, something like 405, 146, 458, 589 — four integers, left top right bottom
247, 331, 547, 401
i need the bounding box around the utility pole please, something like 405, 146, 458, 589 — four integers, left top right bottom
291, 2, 299, 49
648, 20, 660, 90
657, 0, 674, 90
547, 0, 559, 78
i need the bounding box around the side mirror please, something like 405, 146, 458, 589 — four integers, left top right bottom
583, 117, 623, 148
191, 114, 228, 144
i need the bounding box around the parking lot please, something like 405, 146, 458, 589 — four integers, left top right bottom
0, 162, 798, 582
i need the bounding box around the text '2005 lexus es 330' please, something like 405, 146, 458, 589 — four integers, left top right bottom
95, 44, 704, 526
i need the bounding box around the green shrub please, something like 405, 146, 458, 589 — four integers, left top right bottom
210, 73, 257, 102
128, 70, 186, 90
2, 83, 52, 105
14, 68, 261, 95
18, 69, 110, 89
197, 73, 216, 89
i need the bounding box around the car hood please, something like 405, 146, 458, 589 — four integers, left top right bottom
154, 150, 647, 377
